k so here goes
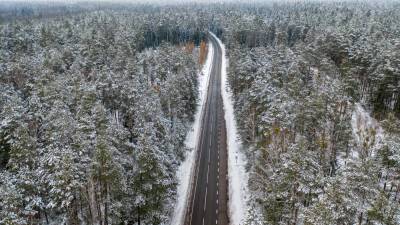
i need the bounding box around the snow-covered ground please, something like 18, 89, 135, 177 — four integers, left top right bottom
171, 42, 214, 225
351, 103, 384, 158
210, 32, 249, 225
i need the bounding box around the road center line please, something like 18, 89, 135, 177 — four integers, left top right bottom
188, 34, 226, 225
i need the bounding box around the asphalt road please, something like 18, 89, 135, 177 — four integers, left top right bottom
185, 33, 229, 225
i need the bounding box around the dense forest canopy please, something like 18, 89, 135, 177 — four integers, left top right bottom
210, 1, 400, 224
1, 0, 400, 225
0, 3, 208, 224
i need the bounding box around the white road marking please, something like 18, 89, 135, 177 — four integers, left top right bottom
204, 187, 208, 212
208, 146, 211, 164
207, 162, 210, 184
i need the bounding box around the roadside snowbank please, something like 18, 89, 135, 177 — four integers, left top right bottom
171, 42, 214, 225
210, 32, 249, 225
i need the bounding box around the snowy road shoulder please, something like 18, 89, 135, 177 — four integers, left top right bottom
170, 41, 214, 225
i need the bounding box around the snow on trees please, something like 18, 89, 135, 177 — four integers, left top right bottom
0, 5, 203, 224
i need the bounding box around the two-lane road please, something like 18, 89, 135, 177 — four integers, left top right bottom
185, 33, 229, 225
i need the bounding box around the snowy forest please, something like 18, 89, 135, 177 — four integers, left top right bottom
214, 1, 400, 224
0, 3, 207, 224
1, 0, 400, 225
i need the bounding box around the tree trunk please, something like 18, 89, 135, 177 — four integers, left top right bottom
97, 183, 102, 225
104, 183, 109, 225
293, 207, 298, 225
358, 212, 363, 225
394, 184, 399, 201
68, 195, 79, 225
138, 206, 141, 225
88, 178, 99, 225
44, 209, 49, 225
251, 105, 256, 142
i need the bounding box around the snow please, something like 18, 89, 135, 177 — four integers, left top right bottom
351, 103, 385, 158
171, 41, 214, 225
210, 32, 249, 225
310, 66, 319, 84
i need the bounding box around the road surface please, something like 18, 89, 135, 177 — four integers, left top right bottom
185, 33, 229, 225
